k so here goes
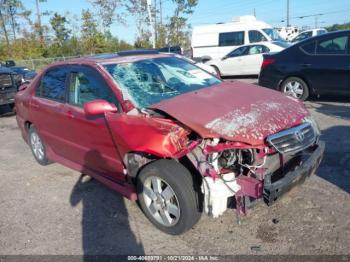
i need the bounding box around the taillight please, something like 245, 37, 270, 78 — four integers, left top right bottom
261, 58, 275, 70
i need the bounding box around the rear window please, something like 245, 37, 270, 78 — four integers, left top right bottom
36, 67, 67, 101
317, 35, 348, 55
219, 31, 244, 47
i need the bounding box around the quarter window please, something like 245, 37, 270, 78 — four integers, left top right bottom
301, 41, 316, 54
36, 67, 67, 101
248, 30, 267, 43
68, 66, 118, 107
317, 36, 348, 55
219, 31, 244, 46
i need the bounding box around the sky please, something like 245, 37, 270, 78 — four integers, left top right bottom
24, 0, 350, 44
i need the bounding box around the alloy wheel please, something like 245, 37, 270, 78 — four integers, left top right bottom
283, 80, 304, 98
30, 132, 44, 160
142, 176, 181, 227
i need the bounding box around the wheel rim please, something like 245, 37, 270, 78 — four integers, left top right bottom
142, 176, 180, 227
30, 132, 44, 160
283, 81, 304, 98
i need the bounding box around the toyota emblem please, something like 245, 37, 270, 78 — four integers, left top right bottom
295, 130, 305, 142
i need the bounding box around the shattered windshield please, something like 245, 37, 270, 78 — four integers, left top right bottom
104, 57, 222, 108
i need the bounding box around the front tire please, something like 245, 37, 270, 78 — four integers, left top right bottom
137, 159, 201, 235
281, 77, 309, 101
29, 125, 51, 166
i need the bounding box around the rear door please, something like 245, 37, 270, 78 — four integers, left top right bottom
61, 65, 124, 181
299, 33, 349, 95
30, 66, 71, 157
244, 45, 270, 75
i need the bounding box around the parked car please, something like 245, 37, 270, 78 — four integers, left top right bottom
158, 46, 183, 55
191, 15, 286, 60
9, 66, 37, 83
259, 30, 350, 100
16, 50, 324, 235
291, 28, 327, 43
0, 60, 16, 67
206, 42, 286, 76
0, 67, 22, 112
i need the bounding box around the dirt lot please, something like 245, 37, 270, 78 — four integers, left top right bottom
0, 80, 349, 255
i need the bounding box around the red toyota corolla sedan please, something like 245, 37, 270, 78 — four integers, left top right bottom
15, 51, 324, 235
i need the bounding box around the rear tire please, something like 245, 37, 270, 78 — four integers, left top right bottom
29, 125, 51, 166
281, 77, 309, 101
137, 159, 201, 235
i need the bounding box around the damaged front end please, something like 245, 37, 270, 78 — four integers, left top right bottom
186, 119, 325, 219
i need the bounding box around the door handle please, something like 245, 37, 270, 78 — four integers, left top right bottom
65, 111, 75, 119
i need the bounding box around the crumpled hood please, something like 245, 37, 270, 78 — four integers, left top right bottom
150, 81, 310, 146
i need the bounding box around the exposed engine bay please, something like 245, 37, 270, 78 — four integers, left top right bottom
186, 120, 322, 218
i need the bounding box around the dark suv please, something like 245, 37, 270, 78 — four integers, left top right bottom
0, 67, 22, 112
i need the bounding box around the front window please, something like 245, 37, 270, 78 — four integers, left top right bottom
262, 28, 284, 41
104, 57, 222, 108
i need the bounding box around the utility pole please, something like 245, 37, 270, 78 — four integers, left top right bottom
154, 0, 157, 47
253, 8, 256, 17
35, 0, 44, 42
159, 0, 163, 25
286, 0, 290, 27
146, 0, 156, 48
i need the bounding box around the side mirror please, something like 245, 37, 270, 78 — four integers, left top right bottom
221, 55, 228, 61
84, 99, 118, 116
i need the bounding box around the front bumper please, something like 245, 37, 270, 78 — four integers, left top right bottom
263, 140, 325, 205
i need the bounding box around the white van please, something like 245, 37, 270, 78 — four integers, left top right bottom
191, 16, 284, 60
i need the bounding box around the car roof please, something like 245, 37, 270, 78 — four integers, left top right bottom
48, 50, 176, 68
295, 29, 350, 46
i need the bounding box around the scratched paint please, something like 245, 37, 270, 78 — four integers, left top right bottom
205, 101, 309, 141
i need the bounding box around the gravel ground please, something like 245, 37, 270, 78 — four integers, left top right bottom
0, 80, 349, 255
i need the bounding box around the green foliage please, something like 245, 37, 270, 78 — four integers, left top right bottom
326, 22, 350, 32
50, 12, 71, 46
167, 0, 198, 47
0, 0, 199, 61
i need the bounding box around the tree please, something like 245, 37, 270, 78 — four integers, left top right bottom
167, 0, 197, 47
326, 22, 350, 32
0, 0, 10, 47
50, 13, 71, 46
3, 0, 24, 40
89, 0, 124, 33
81, 9, 104, 54
127, 0, 152, 48
35, 0, 46, 42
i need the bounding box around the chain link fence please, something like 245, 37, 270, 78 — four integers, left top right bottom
15, 55, 83, 71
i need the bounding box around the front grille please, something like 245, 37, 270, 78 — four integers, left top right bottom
267, 123, 316, 154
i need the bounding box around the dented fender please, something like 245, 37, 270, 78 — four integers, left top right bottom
104, 113, 194, 159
